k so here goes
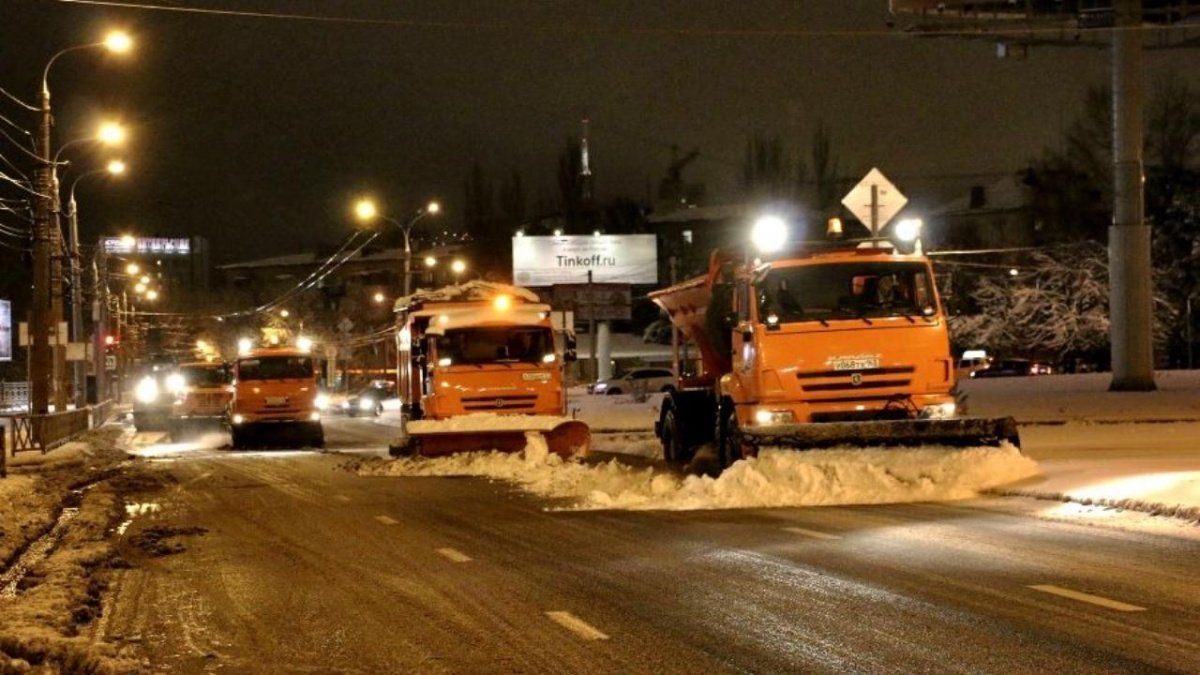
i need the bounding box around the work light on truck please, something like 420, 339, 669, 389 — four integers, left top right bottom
135, 377, 159, 403
751, 215, 789, 254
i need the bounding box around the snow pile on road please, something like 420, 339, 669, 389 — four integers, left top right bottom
361, 436, 1040, 511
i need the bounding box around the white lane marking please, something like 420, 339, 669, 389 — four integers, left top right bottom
436, 547, 472, 563
545, 611, 610, 641
783, 526, 841, 540
1028, 584, 1146, 612
334, 495, 351, 503
374, 515, 398, 526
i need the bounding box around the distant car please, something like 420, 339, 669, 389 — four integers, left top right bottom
972, 358, 1053, 378
589, 368, 675, 395
341, 381, 396, 417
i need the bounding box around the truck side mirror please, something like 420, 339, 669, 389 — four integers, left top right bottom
564, 334, 578, 362
564, 349, 577, 363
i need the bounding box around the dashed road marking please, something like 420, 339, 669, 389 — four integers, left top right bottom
545, 611, 610, 641
334, 495, 351, 503
1028, 584, 1146, 612
374, 515, 398, 526
436, 547, 472, 563
783, 526, 841, 540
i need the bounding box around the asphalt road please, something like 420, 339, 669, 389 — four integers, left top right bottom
96, 417, 1200, 674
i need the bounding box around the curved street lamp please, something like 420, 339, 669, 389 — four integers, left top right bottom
352, 198, 441, 296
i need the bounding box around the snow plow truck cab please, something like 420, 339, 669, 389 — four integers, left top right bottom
169, 360, 233, 439
391, 282, 589, 457
229, 346, 324, 449
650, 242, 1020, 467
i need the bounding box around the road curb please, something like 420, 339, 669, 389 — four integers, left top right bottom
992, 487, 1200, 524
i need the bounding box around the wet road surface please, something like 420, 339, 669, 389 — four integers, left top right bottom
97, 417, 1200, 673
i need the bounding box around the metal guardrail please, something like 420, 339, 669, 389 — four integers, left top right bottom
0, 399, 117, 477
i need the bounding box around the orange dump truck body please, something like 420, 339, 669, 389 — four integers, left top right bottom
393, 283, 588, 457
650, 245, 1018, 465
171, 362, 233, 420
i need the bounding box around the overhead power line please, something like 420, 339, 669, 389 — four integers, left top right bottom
49, 0, 1200, 40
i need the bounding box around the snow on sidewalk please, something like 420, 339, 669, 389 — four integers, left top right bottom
360, 435, 1039, 511
1000, 422, 1200, 522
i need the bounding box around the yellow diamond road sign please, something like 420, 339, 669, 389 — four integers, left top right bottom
841, 167, 907, 235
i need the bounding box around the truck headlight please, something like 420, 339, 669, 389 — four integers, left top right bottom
135, 377, 159, 403
165, 373, 185, 394
753, 409, 795, 426
314, 393, 330, 411
309, 411, 321, 422
358, 397, 376, 411
920, 402, 957, 419
231, 413, 245, 425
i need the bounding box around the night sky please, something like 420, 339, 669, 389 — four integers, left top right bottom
2, 0, 1197, 262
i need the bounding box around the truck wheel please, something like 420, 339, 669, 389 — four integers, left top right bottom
606, 388, 623, 396
230, 426, 247, 450
661, 408, 694, 467
310, 424, 326, 449
718, 411, 744, 468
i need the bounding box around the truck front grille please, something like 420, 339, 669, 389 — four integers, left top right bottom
461, 394, 539, 411
797, 366, 915, 395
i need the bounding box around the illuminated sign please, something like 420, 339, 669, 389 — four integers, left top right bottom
102, 237, 192, 256
0, 299, 10, 362
512, 234, 657, 286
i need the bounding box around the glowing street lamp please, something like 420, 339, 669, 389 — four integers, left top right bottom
145, 289, 158, 301
373, 292, 386, 304
120, 234, 135, 248
103, 31, 133, 54
353, 198, 378, 223
106, 159, 127, 175
124, 262, 139, 275
97, 121, 127, 146
134, 282, 146, 294
424, 255, 437, 268
279, 309, 290, 318
451, 259, 466, 276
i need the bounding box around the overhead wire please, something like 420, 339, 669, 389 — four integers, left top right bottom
0, 86, 37, 112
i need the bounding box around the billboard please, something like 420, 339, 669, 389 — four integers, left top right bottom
101, 236, 191, 256
551, 284, 632, 322
0, 300, 10, 361
512, 234, 657, 286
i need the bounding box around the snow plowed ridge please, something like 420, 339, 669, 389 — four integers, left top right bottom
360, 440, 1040, 511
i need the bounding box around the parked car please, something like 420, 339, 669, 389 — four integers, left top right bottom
588, 368, 675, 395
972, 358, 1053, 378
341, 381, 396, 417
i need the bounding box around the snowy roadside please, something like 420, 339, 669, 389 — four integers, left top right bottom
961, 370, 1200, 424
0, 426, 151, 673
990, 422, 1200, 526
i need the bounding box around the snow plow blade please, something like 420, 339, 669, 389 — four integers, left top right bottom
739, 417, 1021, 451
391, 416, 590, 458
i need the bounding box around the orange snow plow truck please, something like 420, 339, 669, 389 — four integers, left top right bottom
650, 241, 1020, 467
229, 346, 325, 449
389, 281, 589, 457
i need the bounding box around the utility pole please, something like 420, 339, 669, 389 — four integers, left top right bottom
92, 249, 108, 402
67, 197, 86, 406
402, 226, 412, 297
1109, 0, 1156, 391
30, 90, 54, 415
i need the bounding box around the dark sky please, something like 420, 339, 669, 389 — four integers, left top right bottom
2, 0, 1197, 262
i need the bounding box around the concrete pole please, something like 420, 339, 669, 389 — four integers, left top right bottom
30, 91, 53, 415
596, 321, 613, 382
1109, 0, 1156, 391
402, 227, 412, 297
92, 250, 108, 401
587, 270, 597, 382
67, 198, 86, 406
51, 175, 68, 410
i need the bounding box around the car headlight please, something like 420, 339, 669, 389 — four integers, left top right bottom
135, 377, 159, 403
592, 383, 608, 392
358, 397, 376, 411
920, 402, 957, 419
165, 373, 185, 394
314, 393, 330, 411
753, 409, 795, 426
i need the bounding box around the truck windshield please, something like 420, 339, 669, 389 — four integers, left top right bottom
436, 327, 551, 365
180, 365, 229, 387
757, 261, 936, 323
237, 356, 313, 381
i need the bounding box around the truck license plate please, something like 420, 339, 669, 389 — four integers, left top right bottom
522, 372, 551, 382
265, 397, 288, 406
829, 356, 880, 371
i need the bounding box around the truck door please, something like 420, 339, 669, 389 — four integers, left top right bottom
730, 278, 759, 400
